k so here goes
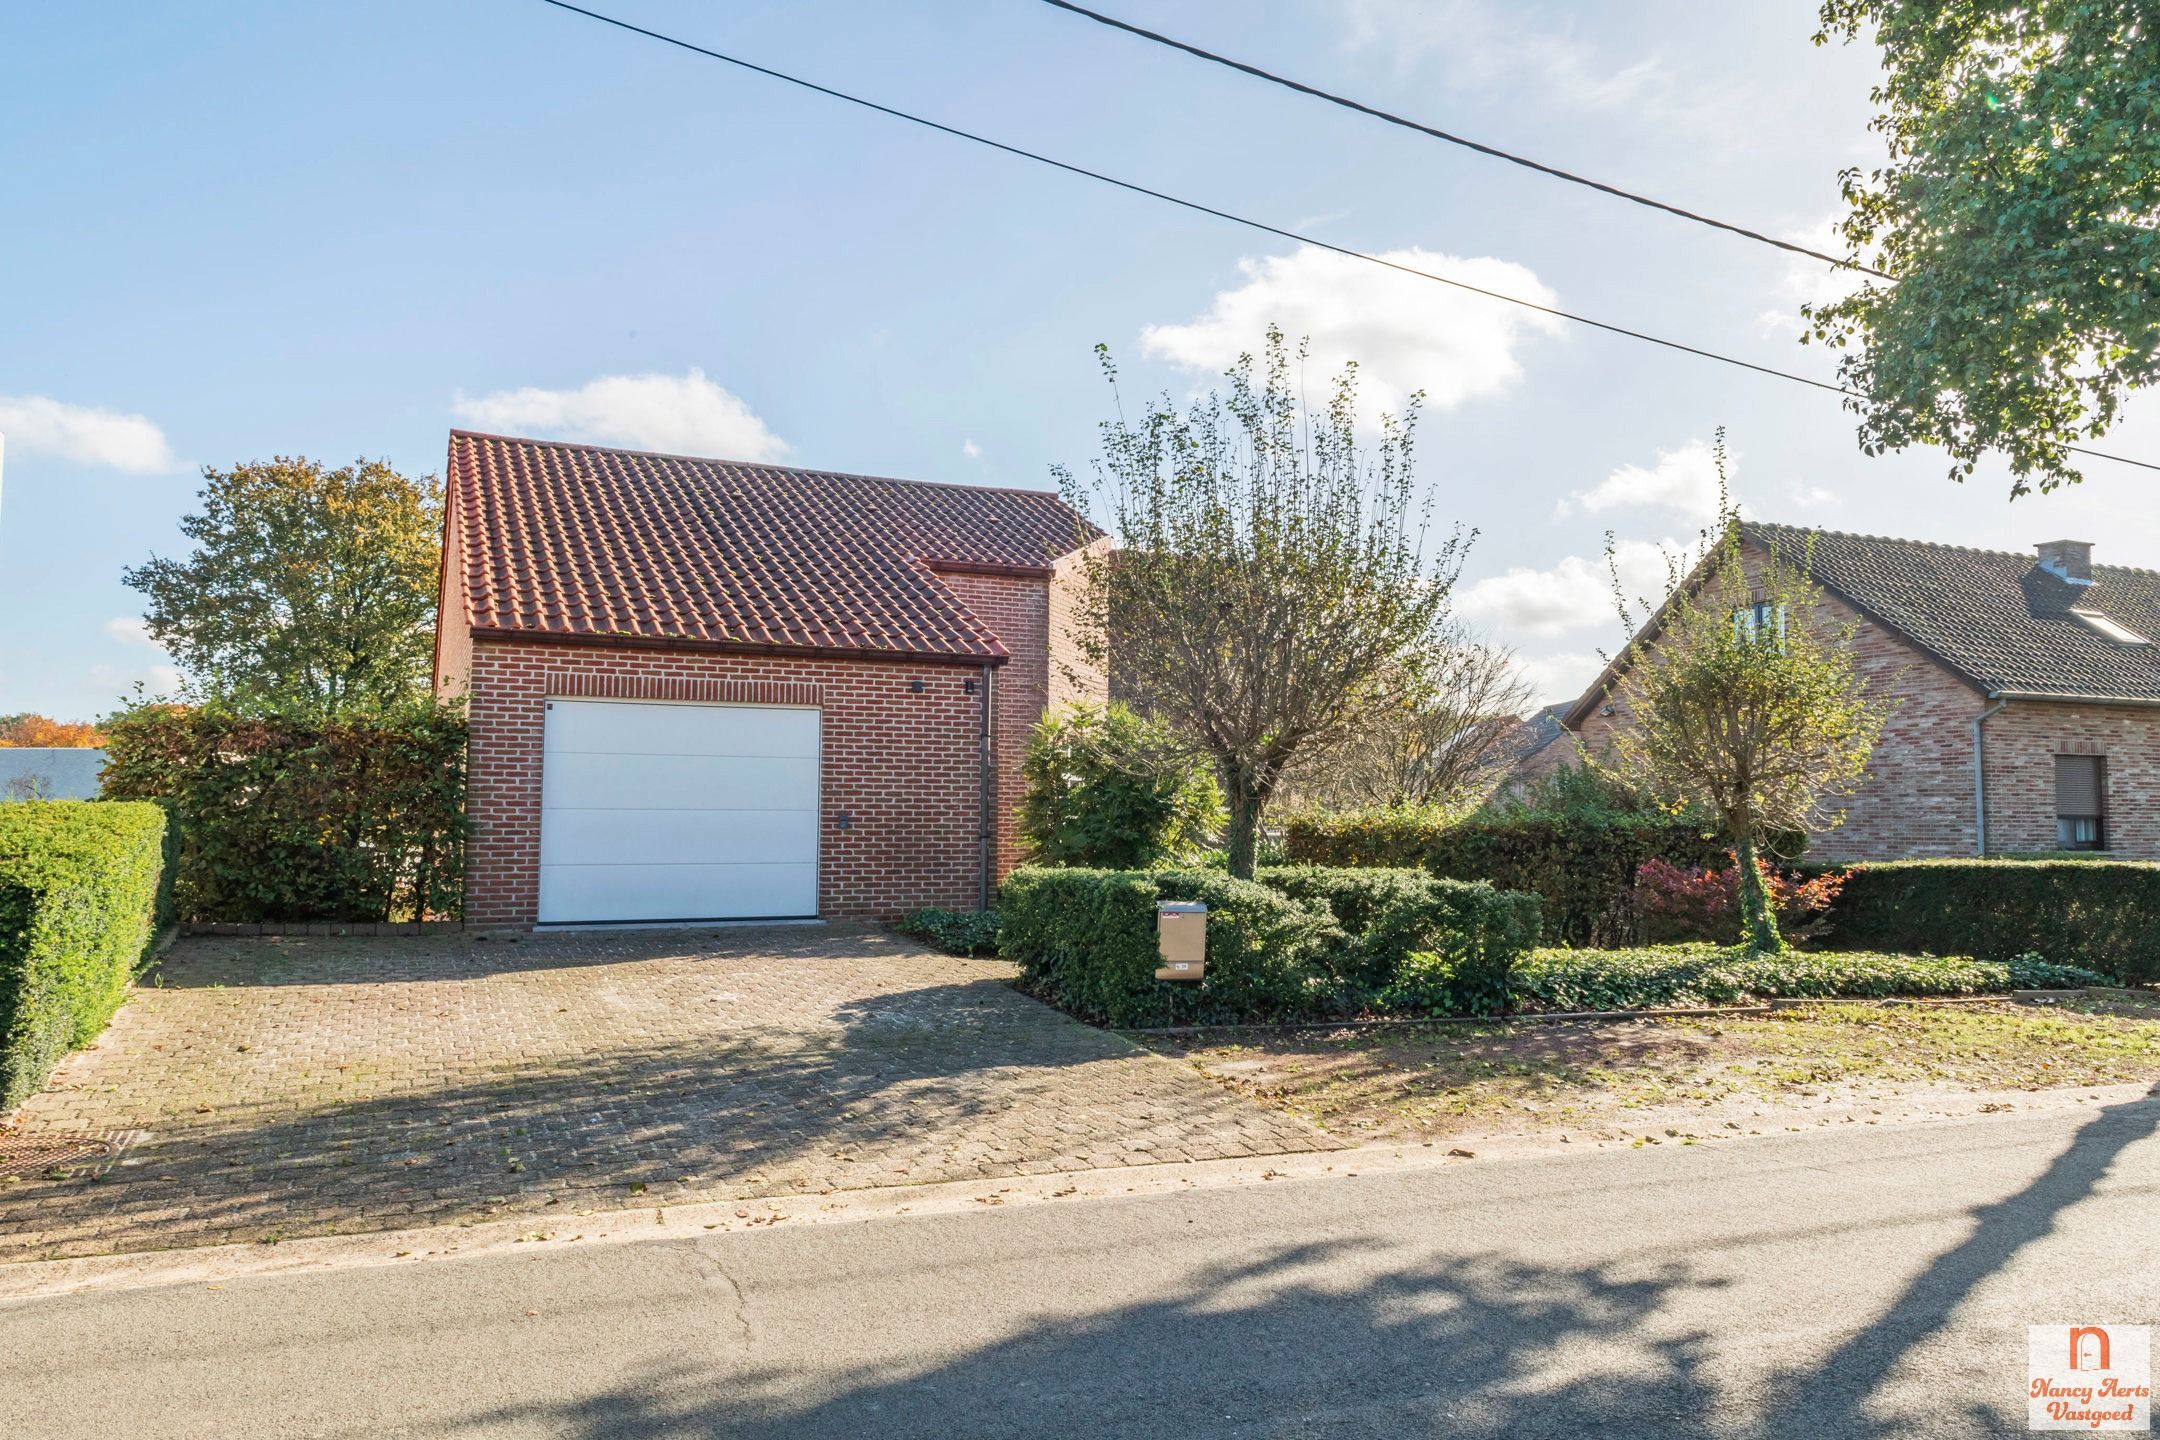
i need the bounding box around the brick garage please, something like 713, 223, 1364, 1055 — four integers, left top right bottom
434, 432, 1103, 927
1568, 524, 2160, 861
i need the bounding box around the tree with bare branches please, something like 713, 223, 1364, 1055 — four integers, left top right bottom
1055, 327, 1468, 878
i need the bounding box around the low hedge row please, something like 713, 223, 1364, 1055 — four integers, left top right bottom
1511, 943, 2108, 1013
894, 906, 1002, 957
997, 865, 1543, 1026
1281, 810, 1733, 945
0, 801, 169, 1111
1821, 859, 2160, 985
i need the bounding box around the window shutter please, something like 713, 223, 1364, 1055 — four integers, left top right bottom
2055, 755, 2102, 816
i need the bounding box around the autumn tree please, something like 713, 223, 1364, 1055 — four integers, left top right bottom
1810, 1, 2160, 493
1597, 444, 1890, 951
122, 457, 442, 717
1056, 328, 1467, 878
0, 714, 106, 747
1286, 638, 1531, 813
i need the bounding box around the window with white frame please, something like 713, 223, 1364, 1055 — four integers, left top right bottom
2054, 754, 2106, 850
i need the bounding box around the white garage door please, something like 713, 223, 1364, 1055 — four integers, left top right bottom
538, 698, 820, 924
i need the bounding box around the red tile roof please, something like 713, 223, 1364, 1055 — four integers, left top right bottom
445, 431, 1099, 665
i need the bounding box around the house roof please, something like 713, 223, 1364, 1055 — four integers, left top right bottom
444, 431, 1100, 665
1561, 522, 2160, 727
1497, 702, 1570, 773
1745, 522, 2160, 703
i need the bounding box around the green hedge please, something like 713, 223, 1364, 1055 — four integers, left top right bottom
1822, 859, 2160, 984
1512, 943, 2108, 1013
101, 704, 467, 923
0, 802, 168, 1111
1282, 810, 1734, 945
998, 865, 1543, 1025
1000, 868, 1341, 1027
1257, 865, 1542, 1013
894, 906, 1002, 957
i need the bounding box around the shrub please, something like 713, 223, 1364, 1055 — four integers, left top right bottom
998, 867, 1338, 1027
1018, 703, 1223, 869
1633, 857, 1848, 944
101, 703, 467, 923
1822, 859, 2160, 984
1510, 942, 2106, 1013
894, 907, 1001, 957
1257, 865, 1541, 1010
1282, 807, 1737, 944
0, 801, 168, 1110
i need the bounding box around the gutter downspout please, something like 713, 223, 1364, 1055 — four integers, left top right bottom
978, 665, 995, 911
1972, 697, 2008, 855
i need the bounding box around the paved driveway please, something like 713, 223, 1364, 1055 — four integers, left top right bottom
0, 926, 1331, 1261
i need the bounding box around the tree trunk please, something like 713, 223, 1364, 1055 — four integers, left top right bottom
1224, 784, 1262, 880
1733, 830, 1782, 953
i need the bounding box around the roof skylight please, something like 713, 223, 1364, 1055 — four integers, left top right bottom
2070, 608, 2150, 645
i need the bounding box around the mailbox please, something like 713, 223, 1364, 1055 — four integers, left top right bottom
1155, 901, 1207, 982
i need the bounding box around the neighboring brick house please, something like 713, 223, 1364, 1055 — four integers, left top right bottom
1563, 523, 2160, 862
433, 431, 1104, 927
1491, 702, 1575, 798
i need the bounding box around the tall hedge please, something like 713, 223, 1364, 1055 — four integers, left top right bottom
0, 801, 168, 1111
1824, 859, 2160, 984
101, 705, 467, 923
1282, 810, 1732, 945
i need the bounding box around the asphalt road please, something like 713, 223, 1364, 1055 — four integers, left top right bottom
4, 1090, 2156, 1439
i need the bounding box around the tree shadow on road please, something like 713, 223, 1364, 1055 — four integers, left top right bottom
446, 1238, 1730, 1440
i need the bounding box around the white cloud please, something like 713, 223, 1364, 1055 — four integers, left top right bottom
452, 368, 787, 462
1512, 650, 1605, 706
85, 661, 184, 700
1758, 213, 1871, 339
0, 395, 180, 474
1141, 245, 1561, 416
1560, 440, 1725, 521
1456, 539, 1677, 638
961, 439, 982, 461
104, 616, 158, 646
1336, 0, 1738, 130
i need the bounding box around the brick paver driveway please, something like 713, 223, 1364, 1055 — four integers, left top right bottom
0, 926, 1331, 1261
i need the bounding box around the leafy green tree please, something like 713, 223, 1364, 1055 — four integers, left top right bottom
122, 457, 442, 717
1056, 327, 1467, 878
1596, 448, 1891, 951
1810, 1, 2160, 492
1019, 703, 1223, 869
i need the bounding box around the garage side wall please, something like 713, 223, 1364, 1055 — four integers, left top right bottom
936, 572, 1049, 880
465, 639, 988, 926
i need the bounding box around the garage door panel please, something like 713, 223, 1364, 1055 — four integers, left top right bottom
542, 754, 819, 813
543, 700, 818, 759
539, 863, 818, 925
540, 808, 817, 868
538, 699, 821, 924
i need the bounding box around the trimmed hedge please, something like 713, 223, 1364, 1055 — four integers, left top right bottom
1000, 868, 1341, 1027
102, 704, 467, 923
998, 864, 1544, 1025
1822, 859, 2160, 984
895, 906, 1002, 957
1512, 943, 2108, 1013
1257, 865, 1542, 1013
1283, 810, 1734, 944
0, 801, 168, 1111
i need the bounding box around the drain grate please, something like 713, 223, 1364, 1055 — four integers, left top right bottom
0, 1130, 121, 1179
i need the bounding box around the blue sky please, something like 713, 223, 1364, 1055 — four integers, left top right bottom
6, 0, 2157, 720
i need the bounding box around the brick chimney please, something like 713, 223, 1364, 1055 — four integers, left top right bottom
2036, 539, 2094, 586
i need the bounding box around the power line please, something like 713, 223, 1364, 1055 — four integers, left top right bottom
1037, 0, 1891, 282
531, 0, 2158, 476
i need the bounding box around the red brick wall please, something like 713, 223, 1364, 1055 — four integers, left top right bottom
1981, 701, 2160, 857
1048, 539, 1112, 712
463, 639, 994, 926
1572, 539, 1992, 861
937, 571, 1047, 879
